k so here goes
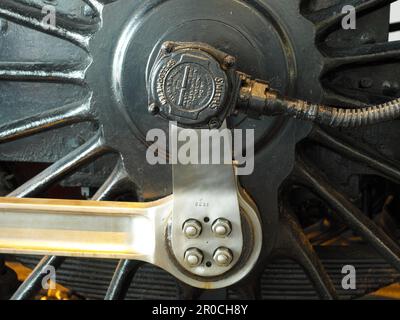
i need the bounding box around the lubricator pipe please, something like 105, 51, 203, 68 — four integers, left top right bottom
237, 76, 400, 128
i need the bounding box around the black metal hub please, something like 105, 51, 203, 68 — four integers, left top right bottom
94, 0, 311, 151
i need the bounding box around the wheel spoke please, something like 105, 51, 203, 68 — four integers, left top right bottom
320, 89, 370, 107
82, 0, 118, 16
92, 160, 138, 201
10, 255, 64, 300
273, 205, 337, 300
0, 0, 100, 50
8, 166, 141, 301
105, 259, 143, 300
93, 159, 142, 300
0, 61, 89, 83
8, 132, 109, 198
0, 95, 94, 143
323, 42, 400, 72
82, 0, 102, 16
294, 156, 400, 273
302, 0, 394, 39
309, 126, 400, 183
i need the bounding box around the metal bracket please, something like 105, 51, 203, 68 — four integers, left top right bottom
170, 122, 243, 277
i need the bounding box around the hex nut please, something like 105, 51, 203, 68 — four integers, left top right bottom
211, 218, 232, 237
184, 248, 203, 267
213, 247, 233, 267
182, 219, 202, 239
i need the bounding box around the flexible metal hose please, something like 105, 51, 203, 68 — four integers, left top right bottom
265, 96, 400, 127
237, 77, 400, 127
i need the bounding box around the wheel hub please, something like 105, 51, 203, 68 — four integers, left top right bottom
90, 0, 297, 145
86, 0, 317, 257
147, 43, 233, 127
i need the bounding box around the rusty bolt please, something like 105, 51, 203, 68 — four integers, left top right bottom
161, 41, 175, 54
223, 55, 236, 69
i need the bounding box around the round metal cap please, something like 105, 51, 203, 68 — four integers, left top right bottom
148, 45, 229, 127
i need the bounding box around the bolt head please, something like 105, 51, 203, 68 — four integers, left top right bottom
223, 55, 236, 69
208, 118, 221, 129
182, 219, 202, 239
211, 218, 232, 237
148, 103, 160, 116
161, 41, 174, 54
213, 247, 233, 267
184, 248, 203, 267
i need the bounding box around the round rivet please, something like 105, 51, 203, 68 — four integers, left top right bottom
208, 118, 221, 129
148, 103, 160, 116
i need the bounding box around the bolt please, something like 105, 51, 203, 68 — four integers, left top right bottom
211, 218, 232, 237
184, 248, 203, 267
208, 118, 221, 129
223, 55, 236, 69
148, 103, 160, 115
182, 219, 202, 239
213, 247, 233, 267
161, 41, 174, 54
